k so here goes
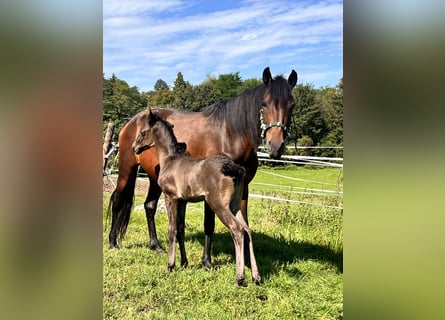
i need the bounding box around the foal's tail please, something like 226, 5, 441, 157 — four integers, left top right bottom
221, 161, 246, 213
221, 161, 245, 186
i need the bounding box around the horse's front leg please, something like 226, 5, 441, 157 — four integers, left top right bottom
201, 202, 215, 268
165, 195, 177, 272
241, 183, 251, 266
176, 200, 188, 268
144, 179, 165, 253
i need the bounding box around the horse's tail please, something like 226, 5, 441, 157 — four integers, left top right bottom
107, 166, 139, 248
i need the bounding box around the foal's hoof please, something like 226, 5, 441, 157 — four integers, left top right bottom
236, 277, 245, 286
109, 243, 119, 249
252, 275, 262, 285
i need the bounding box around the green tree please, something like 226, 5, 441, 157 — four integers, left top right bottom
103, 74, 147, 137
237, 78, 262, 93
208, 72, 242, 100
173, 72, 194, 110
148, 88, 175, 107
314, 80, 343, 157
189, 82, 220, 111
154, 79, 169, 91
288, 83, 317, 148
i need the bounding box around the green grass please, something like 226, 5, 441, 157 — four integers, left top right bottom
103, 166, 343, 319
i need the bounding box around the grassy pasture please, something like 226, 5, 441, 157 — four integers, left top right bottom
103, 166, 343, 319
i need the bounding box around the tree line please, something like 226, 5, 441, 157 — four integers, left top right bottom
103, 72, 343, 157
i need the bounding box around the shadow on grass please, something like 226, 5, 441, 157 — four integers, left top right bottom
188, 231, 343, 280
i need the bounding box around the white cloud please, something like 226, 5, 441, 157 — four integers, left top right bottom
103, 0, 343, 90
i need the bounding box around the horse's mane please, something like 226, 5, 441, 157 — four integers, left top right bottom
201, 85, 265, 147
201, 75, 291, 147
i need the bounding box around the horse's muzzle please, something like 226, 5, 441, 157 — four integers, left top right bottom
268, 141, 285, 159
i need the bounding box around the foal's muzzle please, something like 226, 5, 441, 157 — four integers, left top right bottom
133, 145, 149, 155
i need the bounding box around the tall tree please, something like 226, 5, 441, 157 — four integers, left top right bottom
288, 83, 317, 148
173, 72, 194, 109
209, 72, 243, 100
189, 82, 220, 111
154, 79, 169, 91
103, 74, 147, 136
237, 78, 262, 94
147, 88, 175, 107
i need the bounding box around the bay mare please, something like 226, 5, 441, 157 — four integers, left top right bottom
132, 107, 261, 285
108, 67, 297, 268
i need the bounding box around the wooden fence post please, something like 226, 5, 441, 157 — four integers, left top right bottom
103, 122, 115, 172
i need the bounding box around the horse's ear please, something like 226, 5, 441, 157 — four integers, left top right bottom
262, 67, 272, 85
288, 70, 298, 88
146, 106, 153, 118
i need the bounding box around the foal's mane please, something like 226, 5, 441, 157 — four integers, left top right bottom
152, 114, 188, 155
201, 75, 292, 147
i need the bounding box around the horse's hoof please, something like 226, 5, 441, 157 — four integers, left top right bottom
181, 260, 189, 269
150, 243, 166, 254
109, 243, 119, 249
252, 275, 261, 285
155, 247, 166, 254
167, 265, 174, 272
201, 259, 212, 269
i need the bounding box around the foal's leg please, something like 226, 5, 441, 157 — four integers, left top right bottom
236, 211, 261, 284
144, 178, 165, 253
213, 207, 245, 285
176, 200, 188, 268
165, 195, 178, 271
202, 202, 215, 268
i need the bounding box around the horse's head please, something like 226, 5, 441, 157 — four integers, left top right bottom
260, 67, 298, 159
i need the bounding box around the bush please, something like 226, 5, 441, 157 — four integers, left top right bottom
297, 135, 314, 156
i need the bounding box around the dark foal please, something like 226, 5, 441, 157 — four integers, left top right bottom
133, 107, 261, 285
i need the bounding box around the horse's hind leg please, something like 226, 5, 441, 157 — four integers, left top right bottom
144, 177, 165, 253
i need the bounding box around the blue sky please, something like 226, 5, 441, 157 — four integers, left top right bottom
103, 0, 343, 92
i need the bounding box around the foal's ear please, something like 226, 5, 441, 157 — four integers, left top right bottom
145, 106, 153, 118
262, 67, 272, 85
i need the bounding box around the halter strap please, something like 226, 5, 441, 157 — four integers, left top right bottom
260, 108, 288, 138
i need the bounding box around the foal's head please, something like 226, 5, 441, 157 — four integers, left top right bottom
132, 107, 187, 155
260, 67, 298, 159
